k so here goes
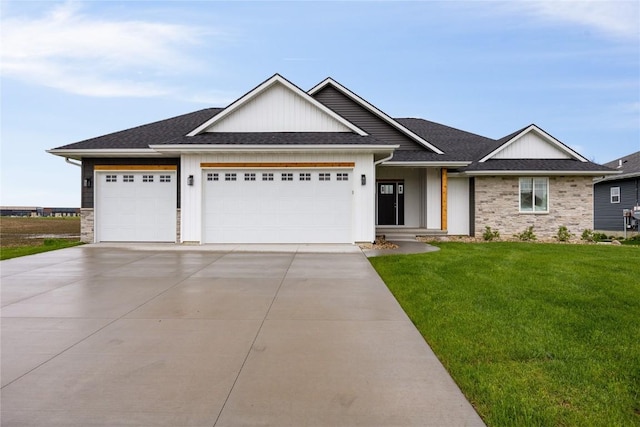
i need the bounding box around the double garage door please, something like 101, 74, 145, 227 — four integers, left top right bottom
96, 170, 177, 242
203, 169, 353, 244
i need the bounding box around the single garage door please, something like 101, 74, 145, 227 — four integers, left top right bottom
203, 169, 353, 243
96, 171, 177, 242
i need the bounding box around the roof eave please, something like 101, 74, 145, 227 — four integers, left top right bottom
381, 161, 471, 167
593, 170, 638, 183
47, 148, 168, 160
464, 170, 620, 176
149, 144, 399, 154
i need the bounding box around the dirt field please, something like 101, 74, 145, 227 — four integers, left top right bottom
0, 217, 80, 248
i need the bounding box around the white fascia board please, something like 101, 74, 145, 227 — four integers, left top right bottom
308, 78, 445, 155
465, 170, 620, 176
381, 161, 471, 167
149, 144, 398, 154
47, 149, 165, 160
187, 74, 367, 137
593, 170, 632, 183
479, 125, 588, 163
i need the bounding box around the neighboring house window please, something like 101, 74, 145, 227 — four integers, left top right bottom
610, 187, 620, 203
337, 173, 349, 181
160, 175, 171, 183
123, 175, 134, 183
262, 173, 274, 181
244, 173, 256, 181
207, 173, 219, 181
225, 173, 237, 181
105, 175, 117, 183
519, 177, 548, 213
299, 173, 311, 181
142, 175, 153, 183
281, 173, 293, 181
319, 173, 331, 181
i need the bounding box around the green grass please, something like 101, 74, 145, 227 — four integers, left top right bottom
369, 243, 640, 427
0, 239, 83, 260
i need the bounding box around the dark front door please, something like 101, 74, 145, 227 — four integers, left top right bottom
377, 181, 404, 225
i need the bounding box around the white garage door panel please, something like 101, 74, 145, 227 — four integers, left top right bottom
97, 172, 176, 242
204, 170, 352, 243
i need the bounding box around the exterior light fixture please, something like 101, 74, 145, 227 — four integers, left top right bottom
187, 175, 194, 186
361, 174, 366, 185
83, 177, 92, 188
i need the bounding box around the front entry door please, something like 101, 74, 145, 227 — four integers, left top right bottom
377, 181, 404, 225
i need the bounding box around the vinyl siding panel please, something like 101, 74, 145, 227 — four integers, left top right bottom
81, 158, 180, 209
493, 132, 571, 159
594, 178, 640, 231
209, 84, 351, 132
312, 86, 428, 151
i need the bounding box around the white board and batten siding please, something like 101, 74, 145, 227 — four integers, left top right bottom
493, 132, 571, 159
425, 168, 442, 229
447, 177, 470, 235
206, 84, 352, 133
180, 153, 375, 244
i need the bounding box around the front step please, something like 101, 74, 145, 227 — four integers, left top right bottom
376, 228, 447, 242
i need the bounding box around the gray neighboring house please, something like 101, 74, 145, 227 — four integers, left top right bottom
594, 151, 640, 233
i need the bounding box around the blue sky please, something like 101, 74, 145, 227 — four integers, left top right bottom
1, 0, 639, 206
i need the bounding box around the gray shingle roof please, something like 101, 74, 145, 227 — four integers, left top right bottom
54, 108, 223, 150
603, 151, 640, 176
462, 159, 615, 173
162, 132, 387, 146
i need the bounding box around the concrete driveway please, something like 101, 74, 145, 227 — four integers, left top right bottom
1, 245, 484, 426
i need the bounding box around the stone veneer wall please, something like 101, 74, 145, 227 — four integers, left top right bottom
80, 208, 94, 243
474, 176, 593, 239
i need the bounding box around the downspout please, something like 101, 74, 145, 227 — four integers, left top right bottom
374, 152, 394, 166
65, 157, 81, 167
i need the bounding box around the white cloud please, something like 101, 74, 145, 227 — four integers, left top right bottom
1, 1, 210, 97
517, 1, 639, 41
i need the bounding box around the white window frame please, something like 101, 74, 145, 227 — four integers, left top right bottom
610, 187, 620, 204
519, 177, 549, 213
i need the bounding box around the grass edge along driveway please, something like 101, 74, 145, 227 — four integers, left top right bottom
369, 242, 639, 427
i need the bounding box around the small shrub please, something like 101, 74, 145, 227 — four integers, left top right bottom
581, 229, 594, 242
556, 225, 573, 242
483, 226, 500, 241
592, 232, 609, 242
515, 226, 537, 241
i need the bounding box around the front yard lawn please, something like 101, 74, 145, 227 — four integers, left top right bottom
369, 243, 639, 427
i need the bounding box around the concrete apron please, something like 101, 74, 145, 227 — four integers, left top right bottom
1, 245, 484, 426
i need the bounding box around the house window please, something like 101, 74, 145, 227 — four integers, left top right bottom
159, 175, 171, 183
299, 173, 311, 181
244, 173, 256, 181
262, 173, 274, 181
142, 175, 153, 183
105, 175, 117, 183
337, 173, 349, 181
319, 173, 331, 181
610, 187, 620, 204
519, 177, 548, 213
281, 173, 293, 181
207, 173, 219, 181
123, 175, 134, 183
225, 173, 237, 181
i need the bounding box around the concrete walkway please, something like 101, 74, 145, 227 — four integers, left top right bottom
1, 245, 483, 426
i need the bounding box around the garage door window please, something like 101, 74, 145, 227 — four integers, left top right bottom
225, 173, 237, 181
160, 175, 171, 183
282, 173, 293, 181
319, 173, 331, 181
337, 173, 349, 181
262, 173, 274, 181
123, 175, 134, 183
244, 173, 256, 181
299, 173, 311, 181
143, 175, 154, 182
106, 175, 117, 183
207, 173, 219, 181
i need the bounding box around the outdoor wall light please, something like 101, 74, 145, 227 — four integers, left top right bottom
83, 177, 92, 188
361, 174, 366, 186
187, 175, 194, 186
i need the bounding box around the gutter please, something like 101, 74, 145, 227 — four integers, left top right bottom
65, 157, 81, 167
374, 152, 394, 165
